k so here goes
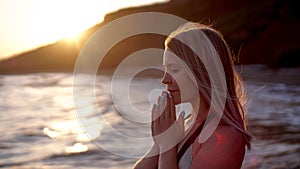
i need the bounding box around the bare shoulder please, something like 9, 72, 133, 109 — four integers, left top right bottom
212, 125, 246, 146
191, 125, 246, 169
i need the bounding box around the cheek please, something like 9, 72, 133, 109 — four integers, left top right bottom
175, 72, 198, 100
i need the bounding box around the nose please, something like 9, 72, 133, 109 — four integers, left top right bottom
161, 72, 172, 84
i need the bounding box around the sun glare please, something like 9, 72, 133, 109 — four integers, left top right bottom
28, 0, 107, 45
0, 0, 169, 59
26, 0, 169, 45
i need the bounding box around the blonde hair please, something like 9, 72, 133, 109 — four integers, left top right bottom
165, 22, 252, 149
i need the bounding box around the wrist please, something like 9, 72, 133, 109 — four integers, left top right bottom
158, 144, 177, 154
146, 143, 160, 157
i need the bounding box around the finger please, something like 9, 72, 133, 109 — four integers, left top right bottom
169, 92, 176, 122
160, 93, 167, 113
178, 111, 185, 129
151, 103, 156, 121
151, 103, 159, 125
158, 95, 165, 116
160, 92, 168, 118
177, 111, 185, 140
157, 96, 164, 123
151, 116, 157, 137
163, 91, 171, 122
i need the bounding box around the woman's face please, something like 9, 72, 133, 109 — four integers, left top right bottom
162, 49, 199, 105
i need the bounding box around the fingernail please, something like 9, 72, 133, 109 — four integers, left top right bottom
161, 95, 165, 102
156, 104, 160, 109
181, 111, 185, 118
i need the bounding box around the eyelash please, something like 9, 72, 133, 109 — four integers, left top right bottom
166, 67, 180, 74
170, 69, 179, 73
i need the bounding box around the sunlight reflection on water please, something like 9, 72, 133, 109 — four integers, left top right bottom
65, 143, 88, 154
0, 71, 299, 168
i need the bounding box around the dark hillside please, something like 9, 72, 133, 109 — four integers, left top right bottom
0, 0, 298, 74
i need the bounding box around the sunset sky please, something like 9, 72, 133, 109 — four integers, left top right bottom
0, 0, 167, 60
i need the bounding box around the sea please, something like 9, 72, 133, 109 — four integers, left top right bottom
0, 65, 299, 169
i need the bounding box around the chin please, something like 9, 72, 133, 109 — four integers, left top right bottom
173, 99, 181, 105
169, 92, 181, 105
173, 96, 190, 105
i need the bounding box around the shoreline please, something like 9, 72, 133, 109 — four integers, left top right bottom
0, 64, 299, 85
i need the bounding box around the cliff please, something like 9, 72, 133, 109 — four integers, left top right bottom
0, 0, 299, 74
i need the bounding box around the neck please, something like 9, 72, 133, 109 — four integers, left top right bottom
190, 96, 209, 125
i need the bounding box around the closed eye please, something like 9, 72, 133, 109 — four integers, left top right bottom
169, 67, 180, 73
164, 64, 181, 74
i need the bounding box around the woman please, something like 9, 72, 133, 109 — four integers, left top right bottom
134, 22, 251, 169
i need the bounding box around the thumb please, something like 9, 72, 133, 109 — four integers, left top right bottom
177, 111, 185, 130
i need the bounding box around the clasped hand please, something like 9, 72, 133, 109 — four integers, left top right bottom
151, 91, 185, 153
